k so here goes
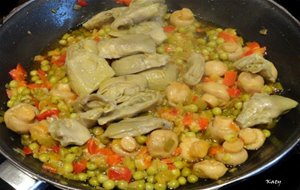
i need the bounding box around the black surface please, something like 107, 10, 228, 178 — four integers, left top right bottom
0, 0, 300, 190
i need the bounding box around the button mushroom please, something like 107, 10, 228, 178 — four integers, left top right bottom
239, 128, 266, 150
147, 129, 178, 158
170, 8, 195, 27
4, 103, 38, 134
193, 159, 228, 180
215, 148, 248, 166
237, 72, 264, 93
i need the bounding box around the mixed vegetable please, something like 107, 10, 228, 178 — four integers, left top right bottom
2, 0, 298, 189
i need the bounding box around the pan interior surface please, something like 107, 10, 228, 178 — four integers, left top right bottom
0, 0, 299, 189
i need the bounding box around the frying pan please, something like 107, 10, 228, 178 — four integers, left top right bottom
0, 0, 299, 189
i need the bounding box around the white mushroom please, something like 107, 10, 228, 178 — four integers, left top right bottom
179, 137, 199, 162
189, 140, 210, 158
4, 103, 38, 134
201, 82, 230, 102
193, 159, 228, 180
207, 116, 240, 142
170, 8, 195, 27
242, 128, 266, 150
215, 148, 248, 166
166, 82, 191, 105
120, 136, 138, 152
222, 138, 244, 153
221, 42, 243, 61
205, 60, 228, 77
147, 129, 178, 158
238, 128, 257, 145
50, 83, 77, 104
201, 93, 220, 107
237, 72, 264, 93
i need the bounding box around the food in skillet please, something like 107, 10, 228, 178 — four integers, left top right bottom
2, 0, 298, 189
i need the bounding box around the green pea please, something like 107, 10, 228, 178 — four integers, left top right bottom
183, 104, 198, 113
97, 174, 108, 183
178, 27, 186, 33
207, 41, 217, 47
35, 80, 43, 84
29, 142, 39, 151
41, 65, 50, 72
103, 180, 115, 190
61, 77, 69, 83
92, 127, 104, 136
168, 179, 180, 189
241, 94, 250, 102
87, 162, 97, 170
136, 135, 147, 145
175, 47, 183, 52
212, 107, 222, 116
147, 165, 158, 175
175, 59, 184, 65
171, 168, 180, 178
147, 175, 156, 183
145, 183, 154, 190
185, 132, 196, 138
78, 173, 88, 181
181, 167, 191, 177
174, 161, 184, 170
187, 174, 198, 183
49, 76, 58, 84
87, 170, 96, 177
263, 85, 273, 94
157, 46, 164, 54
216, 37, 225, 44
30, 70, 38, 76
7, 100, 14, 107
64, 153, 76, 163
117, 180, 128, 190
197, 38, 206, 45
31, 76, 39, 82
63, 162, 74, 173
201, 49, 209, 55
133, 170, 146, 180
160, 163, 168, 171
38, 153, 49, 162
263, 129, 271, 137
234, 102, 243, 110
89, 177, 99, 186
9, 80, 18, 88
41, 60, 49, 66
59, 39, 67, 45
178, 176, 187, 185
154, 183, 167, 190
219, 52, 228, 60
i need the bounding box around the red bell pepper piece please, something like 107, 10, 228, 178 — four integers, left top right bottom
9, 64, 27, 82
108, 166, 132, 182
36, 109, 59, 121
73, 160, 87, 174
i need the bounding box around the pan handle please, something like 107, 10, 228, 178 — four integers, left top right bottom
0, 160, 48, 190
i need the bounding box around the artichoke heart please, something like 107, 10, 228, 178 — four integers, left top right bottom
102, 116, 173, 138
236, 93, 298, 128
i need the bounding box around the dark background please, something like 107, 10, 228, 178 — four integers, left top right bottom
1, 0, 300, 190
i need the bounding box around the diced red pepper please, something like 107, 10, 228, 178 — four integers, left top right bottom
23, 146, 33, 155
108, 166, 132, 182
9, 64, 27, 82
223, 71, 237, 87
208, 145, 223, 156
183, 113, 193, 126
243, 41, 266, 57
198, 117, 209, 130
77, 0, 88, 7
73, 160, 87, 174
218, 31, 238, 42
107, 154, 123, 166
163, 25, 176, 33
87, 138, 99, 154
36, 109, 59, 121
227, 87, 241, 98
52, 53, 66, 66
50, 145, 60, 153
115, 0, 132, 6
